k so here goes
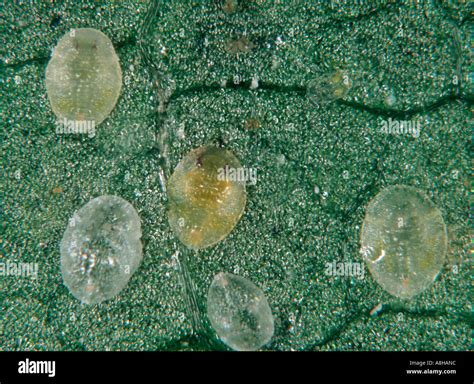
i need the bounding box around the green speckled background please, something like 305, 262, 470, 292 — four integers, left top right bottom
0, 0, 471, 351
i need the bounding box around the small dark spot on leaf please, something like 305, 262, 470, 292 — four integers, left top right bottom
50, 14, 61, 28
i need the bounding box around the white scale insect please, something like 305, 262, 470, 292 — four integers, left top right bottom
360, 185, 447, 299
60, 196, 142, 305
207, 273, 274, 351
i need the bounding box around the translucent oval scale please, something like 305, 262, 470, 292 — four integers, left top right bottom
307, 69, 351, 105
207, 272, 274, 351
360, 185, 447, 299
60, 195, 142, 304
167, 146, 246, 250
45, 28, 122, 127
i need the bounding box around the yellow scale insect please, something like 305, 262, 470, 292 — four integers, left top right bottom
167, 146, 247, 250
